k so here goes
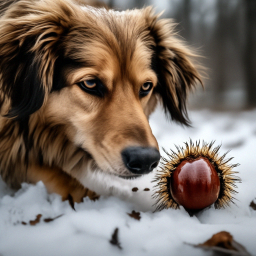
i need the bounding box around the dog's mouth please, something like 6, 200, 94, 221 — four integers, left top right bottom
118, 174, 143, 180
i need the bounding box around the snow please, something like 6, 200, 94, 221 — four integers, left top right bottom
1, 107, 256, 256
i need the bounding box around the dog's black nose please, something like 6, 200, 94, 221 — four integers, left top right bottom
121, 147, 160, 175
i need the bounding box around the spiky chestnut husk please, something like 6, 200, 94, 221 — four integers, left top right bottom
152, 140, 241, 212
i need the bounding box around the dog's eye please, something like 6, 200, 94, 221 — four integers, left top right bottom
140, 82, 153, 97
78, 79, 105, 97
84, 79, 97, 89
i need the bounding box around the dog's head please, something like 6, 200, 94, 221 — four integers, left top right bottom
0, 0, 201, 178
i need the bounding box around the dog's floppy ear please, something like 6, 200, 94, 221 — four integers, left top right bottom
0, 0, 75, 120
145, 8, 202, 126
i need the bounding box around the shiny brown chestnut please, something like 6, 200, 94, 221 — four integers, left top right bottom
170, 157, 220, 211
153, 140, 240, 213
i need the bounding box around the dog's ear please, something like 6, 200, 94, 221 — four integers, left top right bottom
0, 0, 75, 120
145, 8, 203, 126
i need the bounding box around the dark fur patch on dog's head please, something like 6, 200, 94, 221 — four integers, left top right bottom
144, 11, 202, 125
1, 36, 45, 119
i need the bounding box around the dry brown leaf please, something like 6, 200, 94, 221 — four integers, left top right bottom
21, 214, 64, 225
43, 214, 63, 223
29, 214, 42, 226
109, 228, 122, 250
249, 200, 256, 210
191, 231, 251, 256
132, 187, 138, 192
127, 210, 141, 221
144, 188, 150, 191
200, 231, 234, 249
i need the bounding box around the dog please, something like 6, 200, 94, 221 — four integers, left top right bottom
0, 0, 202, 202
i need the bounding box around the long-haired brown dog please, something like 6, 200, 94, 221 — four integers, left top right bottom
0, 0, 201, 202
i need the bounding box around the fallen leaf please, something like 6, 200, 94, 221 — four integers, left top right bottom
132, 187, 138, 192
127, 210, 141, 221
44, 214, 63, 223
249, 200, 256, 210
29, 214, 42, 226
67, 194, 76, 211
109, 228, 122, 250
144, 188, 150, 191
190, 231, 251, 256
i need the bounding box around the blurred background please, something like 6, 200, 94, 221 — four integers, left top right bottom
103, 0, 256, 111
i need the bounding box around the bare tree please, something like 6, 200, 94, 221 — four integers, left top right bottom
182, 0, 191, 40
212, 0, 230, 107
244, 0, 256, 108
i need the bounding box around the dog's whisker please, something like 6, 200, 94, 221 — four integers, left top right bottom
99, 149, 122, 174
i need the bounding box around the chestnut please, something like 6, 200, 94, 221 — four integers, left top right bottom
170, 157, 220, 211
153, 140, 240, 214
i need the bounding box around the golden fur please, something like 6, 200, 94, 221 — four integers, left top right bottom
0, 0, 201, 202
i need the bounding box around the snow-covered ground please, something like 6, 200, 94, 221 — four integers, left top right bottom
1, 107, 256, 256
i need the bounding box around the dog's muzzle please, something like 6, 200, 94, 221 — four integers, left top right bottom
121, 146, 160, 175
